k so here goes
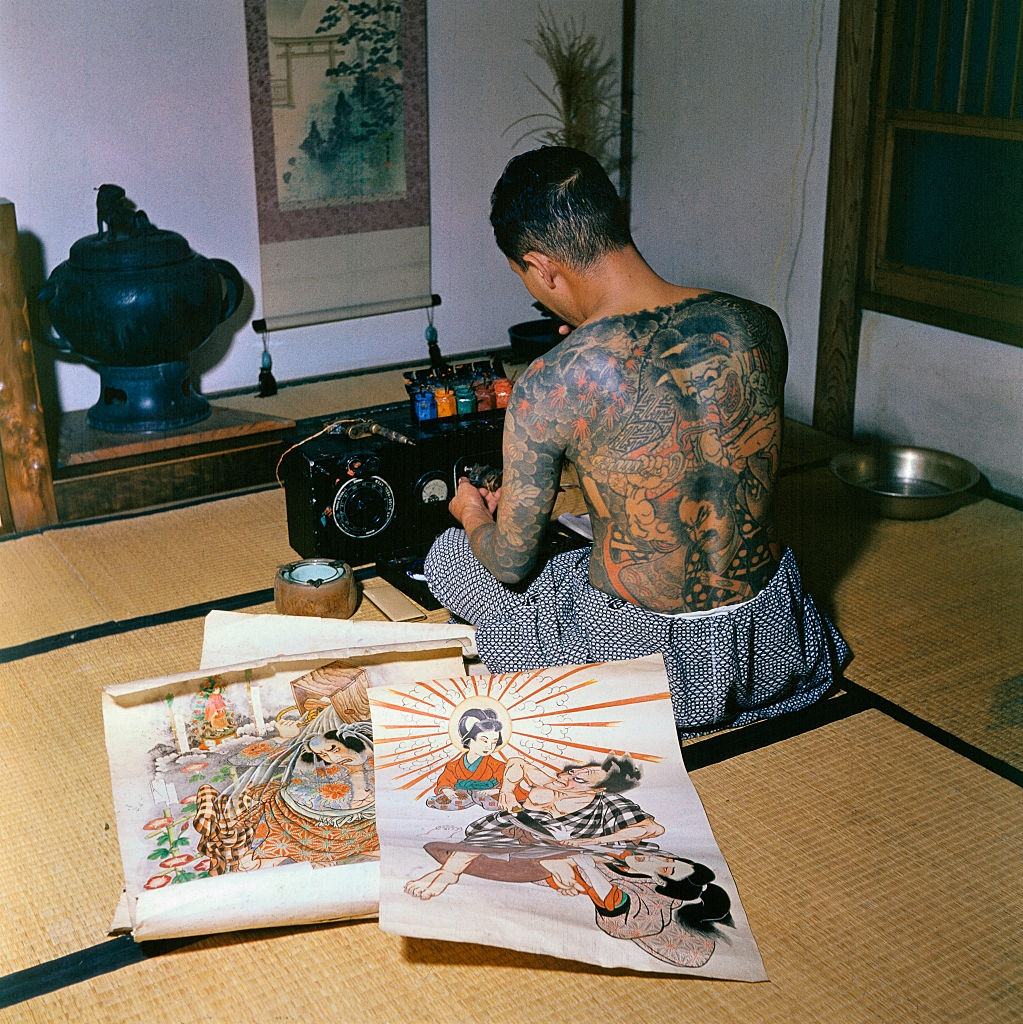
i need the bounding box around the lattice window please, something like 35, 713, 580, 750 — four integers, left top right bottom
861, 0, 1023, 344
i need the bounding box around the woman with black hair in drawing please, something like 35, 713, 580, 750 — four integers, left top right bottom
564, 849, 734, 967
427, 708, 506, 811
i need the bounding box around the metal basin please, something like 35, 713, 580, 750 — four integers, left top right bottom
830, 445, 981, 520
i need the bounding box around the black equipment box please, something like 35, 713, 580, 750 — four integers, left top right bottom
281, 402, 506, 568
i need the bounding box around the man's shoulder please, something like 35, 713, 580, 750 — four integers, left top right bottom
512, 328, 617, 393
672, 289, 781, 332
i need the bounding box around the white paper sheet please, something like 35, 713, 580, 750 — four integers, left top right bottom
104, 631, 469, 941
199, 609, 477, 669
370, 655, 767, 979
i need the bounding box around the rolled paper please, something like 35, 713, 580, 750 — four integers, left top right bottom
274, 559, 359, 619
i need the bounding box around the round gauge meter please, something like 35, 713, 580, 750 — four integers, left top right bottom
415, 471, 451, 505
331, 476, 395, 538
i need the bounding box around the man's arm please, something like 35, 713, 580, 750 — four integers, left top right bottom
450, 364, 567, 584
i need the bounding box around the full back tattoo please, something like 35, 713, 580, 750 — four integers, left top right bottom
476, 292, 787, 613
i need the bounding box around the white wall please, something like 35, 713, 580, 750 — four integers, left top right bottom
855, 313, 1023, 495
630, 0, 839, 426
0, 0, 617, 412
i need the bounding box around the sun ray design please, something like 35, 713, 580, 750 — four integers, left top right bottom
515, 691, 671, 720
497, 672, 524, 701
388, 688, 438, 709
398, 761, 454, 791
376, 727, 448, 738
368, 697, 448, 721
372, 668, 669, 801
514, 730, 662, 763
527, 676, 603, 707
506, 741, 563, 771
376, 742, 450, 771
392, 752, 452, 781
510, 719, 623, 728
504, 664, 600, 711
411, 680, 458, 708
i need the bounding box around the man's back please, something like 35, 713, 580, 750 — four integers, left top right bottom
515, 291, 787, 613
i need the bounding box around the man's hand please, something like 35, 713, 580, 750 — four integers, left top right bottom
449, 477, 497, 535
497, 786, 518, 812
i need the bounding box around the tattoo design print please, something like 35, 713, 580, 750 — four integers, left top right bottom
371, 659, 767, 977
483, 292, 787, 612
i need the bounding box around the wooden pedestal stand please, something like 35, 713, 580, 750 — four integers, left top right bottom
53, 405, 295, 521
0, 199, 57, 534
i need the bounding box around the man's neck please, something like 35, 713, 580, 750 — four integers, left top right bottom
573, 247, 707, 326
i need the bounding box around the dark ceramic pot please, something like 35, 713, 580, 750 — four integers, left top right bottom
508, 318, 565, 362
38, 185, 243, 432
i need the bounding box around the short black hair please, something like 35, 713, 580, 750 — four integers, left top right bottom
490, 146, 632, 268
571, 754, 642, 793
299, 729, 366, 763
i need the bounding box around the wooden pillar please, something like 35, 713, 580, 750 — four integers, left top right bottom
0, 199, 57, 533
812, 0, 879, 438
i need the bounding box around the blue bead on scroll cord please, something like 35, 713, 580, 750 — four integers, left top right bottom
274, 558, 358, 619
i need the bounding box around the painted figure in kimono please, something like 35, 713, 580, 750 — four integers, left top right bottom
427, 708, 506, 811
405, 754, 662, 899
190, 665, 378, 873
190, 682, 237, 748
301, 727, 374, 809
547, 849, 734, 968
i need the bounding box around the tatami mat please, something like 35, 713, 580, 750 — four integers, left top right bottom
778, 468, 1023, 769
41, 490, 296, 620
2, 701, 1019, 1023
0, 534, 109, 647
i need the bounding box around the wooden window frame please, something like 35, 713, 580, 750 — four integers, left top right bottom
859, 0, 1023, 346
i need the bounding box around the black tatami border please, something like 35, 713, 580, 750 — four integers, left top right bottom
0, 567, 380, 665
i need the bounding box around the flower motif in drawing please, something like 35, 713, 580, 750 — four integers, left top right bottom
318, 782, 352, 801
242, 742, 276, 758
144, 875, 173, 890
159, 854, 195, 869
192, 858, 211, 873
143, 816, 175, 831
257, 835, 294, 860
369, 664, 668, 802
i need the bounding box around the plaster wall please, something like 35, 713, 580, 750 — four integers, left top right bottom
854, 313, 1023, 496
629, 0, 1021, 496
0, 0, 617, 413
629, 0, 840, 427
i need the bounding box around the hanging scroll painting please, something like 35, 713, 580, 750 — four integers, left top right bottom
244, 0, 431, 331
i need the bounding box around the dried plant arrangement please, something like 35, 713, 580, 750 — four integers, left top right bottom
507, 6, 619, 171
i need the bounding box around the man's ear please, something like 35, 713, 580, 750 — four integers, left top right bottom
521, 251, 560, 290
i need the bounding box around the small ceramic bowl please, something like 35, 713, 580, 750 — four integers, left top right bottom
830, 445, 981, 520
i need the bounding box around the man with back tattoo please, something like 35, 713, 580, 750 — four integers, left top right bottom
424, 146, 851, 736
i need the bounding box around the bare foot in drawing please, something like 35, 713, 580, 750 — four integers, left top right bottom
404, 869, 459, 899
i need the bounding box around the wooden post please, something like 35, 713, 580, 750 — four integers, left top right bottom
0, 199, 57, 532
812, 0, 879, 438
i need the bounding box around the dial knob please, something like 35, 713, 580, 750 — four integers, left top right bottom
331, 476, 395, 538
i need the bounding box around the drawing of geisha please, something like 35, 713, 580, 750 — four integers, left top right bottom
189, 665, 378, 874
426, 708, 506, 811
